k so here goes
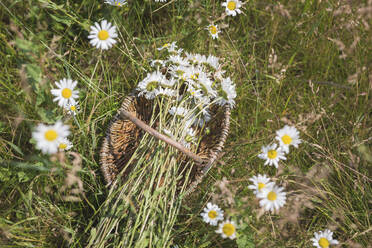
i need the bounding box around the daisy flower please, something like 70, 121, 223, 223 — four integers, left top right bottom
257, 185, 286, 213
275, 125, 302, 153
88, 20, 117, 50
64, 102, 80, 116
58, 138, 73, 151
184, 127, 197, 144
197, 72, 218, 98
150, 59, 166, 68
32, 121, 70, 154
137, 71, 166, 99
311, 229, 339, 248
157, 41, 177, 53
216, 220, 237, 240
187, 85, 204, 100
206, 55, 220, 70
163, 128, 173, 138
258, 143, 286, 168
200, 202, 224, 226
248, 174, 275, 195
184, 65, 202, 83
168, 106, 189, 118
217, 77, 237, 108
155, 87, 176, 98
222, 0, 243, 16
168, 54, 189, 66
51, 78, 79, 108
104, 0, 127, 6
186, 53, 206, 64
206, 24, 221, 39
169, 65, 188, 80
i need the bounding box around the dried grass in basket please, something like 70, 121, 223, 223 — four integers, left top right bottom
100, 92, 230, 195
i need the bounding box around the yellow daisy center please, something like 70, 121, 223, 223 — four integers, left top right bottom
281, 135, 292, 145
209, 25, 217, 35
267, 149, 277, 159
98, 30, 109, 40
222, 223, 235, 237
59, 143, 67, 149
227, 1, 236, 10
61, 88, 72, 99
162, 43, 169, 48
44, 130, 58, 142
318, 237, 330, 248
267, 191, 277, 201
70, 105, 76, 111
116, 1, 121, 6
208, 210, 218, 219
258, 182, 266, 190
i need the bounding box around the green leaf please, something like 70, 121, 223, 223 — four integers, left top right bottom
50, 14, 72, 26
15, 38, 34, 51
26, 64, 42, 83
3, 139, 24, 156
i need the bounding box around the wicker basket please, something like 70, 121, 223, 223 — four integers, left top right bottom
100, 92, 230, 195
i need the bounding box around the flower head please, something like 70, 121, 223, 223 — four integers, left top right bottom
258, 143, 286, 168
32, 121, 70, 154
104, 0, 127, 6
157, 41, 178, 53
155, 87, 176, 98
217, 77, 237, 108
206, 24, 221, 39
168, 54, 189, 66
216, 220, 237, 239
88, 20, 117, 50
168, 106, 189, 118
275, 125, 302, 153
200, 202, 224, 226
150, 59, 166, 68
257, 184, 286, 213
248, 174, 275, 195
137, 71, 166, 99
51, 78, 79, 108
58, 138, 73, 151
222, 0, 243, 16
64, 102, 80, 116
311, 229, 339, 248
206, 55, 220, 70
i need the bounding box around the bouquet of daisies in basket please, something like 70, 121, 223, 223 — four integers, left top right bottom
138, 42, 236, 148
86, 43, 236, 248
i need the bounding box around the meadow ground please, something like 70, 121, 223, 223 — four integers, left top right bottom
0, 0, 371, 247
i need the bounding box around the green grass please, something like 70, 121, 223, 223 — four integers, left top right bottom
1, 0, 371, 247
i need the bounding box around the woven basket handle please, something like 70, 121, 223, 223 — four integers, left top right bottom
119, 109, 206, 164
